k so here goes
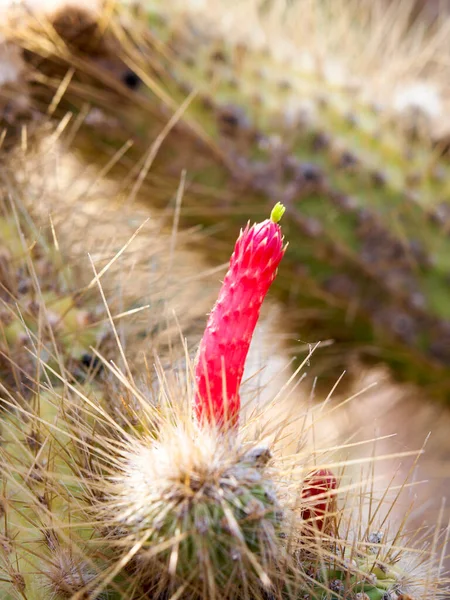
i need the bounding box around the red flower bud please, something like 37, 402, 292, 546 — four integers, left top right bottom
194, 203, 286, 428
301, 469, 338, 532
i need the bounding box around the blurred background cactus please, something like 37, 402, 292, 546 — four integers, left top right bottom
6, 0, 450, 400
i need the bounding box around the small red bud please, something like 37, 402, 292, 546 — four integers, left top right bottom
301, 469, 338, 532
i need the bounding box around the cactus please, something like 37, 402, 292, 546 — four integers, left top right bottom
0, 198, 105, 397
7, 0, 450, 399
0, 206, 444, 599
3, 380, 440, 599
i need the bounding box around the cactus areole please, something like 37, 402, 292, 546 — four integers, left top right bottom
194, 203, 286, 428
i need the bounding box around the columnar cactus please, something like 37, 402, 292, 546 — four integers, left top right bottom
6, 1, 450, 400
0, 388, 109, 600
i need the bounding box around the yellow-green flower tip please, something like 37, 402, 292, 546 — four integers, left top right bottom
270, 202, 285, 223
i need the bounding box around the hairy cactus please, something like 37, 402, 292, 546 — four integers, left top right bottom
0, 206, 444, 599
2, 379, 440, 599
5, 0, 450, 400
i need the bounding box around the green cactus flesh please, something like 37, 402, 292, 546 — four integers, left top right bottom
0, 201, 105, 397
11, 1, 450, 399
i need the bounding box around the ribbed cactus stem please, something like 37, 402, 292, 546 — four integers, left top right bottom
193, 203, 286, 428
12, 1, 450, 399
0, 389, 109, 600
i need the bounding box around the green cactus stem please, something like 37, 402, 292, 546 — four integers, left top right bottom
8, 2, 450, 400
0, 386, 118, 599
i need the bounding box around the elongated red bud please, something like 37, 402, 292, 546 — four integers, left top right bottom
301, 469, 338, 532
194, 203, 286, 428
